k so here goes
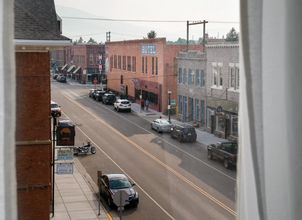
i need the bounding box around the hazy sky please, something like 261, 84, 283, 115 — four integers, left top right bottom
54, 0, 240, 42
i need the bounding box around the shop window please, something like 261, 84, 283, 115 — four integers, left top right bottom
152, 57, 154, 75
179, 95, 182, 114
127, 56, 131, 71
132, 57, 136, 72
207, 109, 212, 128
142, 57, 144, 74
114, 55, 117, 69
123, 56, 126, 71
118, 55, 121, 69
216, 115, 225, 132
135, 89, 141, 100
90, 54, 93, 65
145, 57, 148, 75
229, 67, 235, 88
179, 68, 182, 83
231, 115, 238, 135
195, 70, 199, 86
156, 57, 158, 75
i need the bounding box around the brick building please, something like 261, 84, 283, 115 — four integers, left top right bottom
105, 38, 203, 113
52, 44, 106, 84
177, 51, 207, 128
14, 0, 71, 219
205, 42, 239, 140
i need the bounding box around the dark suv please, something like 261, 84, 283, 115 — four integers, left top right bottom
102, 93, 116, 105
170, 123, 197, 143
95, 91, 106, 101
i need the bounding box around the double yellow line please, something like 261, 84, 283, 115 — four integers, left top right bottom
61, 93, 237, 217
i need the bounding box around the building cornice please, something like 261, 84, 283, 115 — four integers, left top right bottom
14, 39, 73, 52
206, 43, 239, 49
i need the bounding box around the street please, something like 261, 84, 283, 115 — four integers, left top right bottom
51, 79, 237, 220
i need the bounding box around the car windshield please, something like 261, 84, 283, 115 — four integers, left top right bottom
222, 143, 238, 154
121, 101, 129, 104
161, 120, 171, 125
51, 104, 58, 108
183, 128, 194, 133
109, 178, 132, 189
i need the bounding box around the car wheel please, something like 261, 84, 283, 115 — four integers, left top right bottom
177, 136, 181, 143
207, 151, 212, 160
151, 124, 153, 130
224, 159, 230, 169
90, 147, 96, 154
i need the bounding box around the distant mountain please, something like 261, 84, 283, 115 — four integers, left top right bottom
55, 5, 190, 43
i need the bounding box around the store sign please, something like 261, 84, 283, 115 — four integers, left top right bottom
57, 149, 73, 160
56, 125, 75, 146
57, 163, 73, 175
141, 44, 157, 55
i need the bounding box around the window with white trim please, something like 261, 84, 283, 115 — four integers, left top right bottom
213, 66, 217, 86
230, 67, 235, 88
219, 67, 223, 87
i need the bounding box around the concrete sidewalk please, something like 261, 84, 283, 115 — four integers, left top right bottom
51, 157, 110, 220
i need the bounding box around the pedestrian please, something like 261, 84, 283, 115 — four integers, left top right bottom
141, 99, 144, 110
145, 99, 149, 111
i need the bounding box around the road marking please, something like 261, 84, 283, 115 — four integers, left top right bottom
84, 94, 236, 182
61, 93, 237, 217
69, 83, 73, 85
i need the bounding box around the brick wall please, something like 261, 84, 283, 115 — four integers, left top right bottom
15, 52, 52, 220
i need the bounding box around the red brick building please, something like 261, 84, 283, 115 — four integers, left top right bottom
14, 0, 71, 219
52, 44, 106, 84
105, 38, 203, 113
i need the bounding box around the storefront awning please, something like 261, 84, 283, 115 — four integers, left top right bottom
73, 66, 81, 74
67, 65, 75, 72
61, 64, 68, 71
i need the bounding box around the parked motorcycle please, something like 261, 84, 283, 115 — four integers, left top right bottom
73, 142, 96, 155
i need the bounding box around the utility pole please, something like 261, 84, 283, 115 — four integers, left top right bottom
186, 20, 208, 52
106, 31, 111, 42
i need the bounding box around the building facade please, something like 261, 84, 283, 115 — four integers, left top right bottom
177, 51, 207, 129
205, 42, 239, 141
14, 0, 71, 219
105, 38, 203, 113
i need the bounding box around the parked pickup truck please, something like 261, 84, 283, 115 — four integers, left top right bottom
207, 142, 238, 169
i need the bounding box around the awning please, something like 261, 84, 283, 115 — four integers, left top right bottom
61, 64, 68, 71
73, 66, 81, 74
67, 65, 75, 72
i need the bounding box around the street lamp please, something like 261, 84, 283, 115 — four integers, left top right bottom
168, 89, 171, 121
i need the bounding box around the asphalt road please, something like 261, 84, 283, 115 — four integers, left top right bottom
51, 79, 237, 220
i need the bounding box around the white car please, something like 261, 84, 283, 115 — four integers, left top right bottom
114, 99, 131, 112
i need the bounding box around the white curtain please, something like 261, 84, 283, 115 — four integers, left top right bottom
0, 0, 17, 219
238, 0, 302, 219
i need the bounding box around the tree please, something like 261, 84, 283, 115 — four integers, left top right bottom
147, 30, 157, 39
87, 37, 98, 44
225, 27, 239, 42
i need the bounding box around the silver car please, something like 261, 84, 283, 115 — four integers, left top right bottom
151, 119, 173, 133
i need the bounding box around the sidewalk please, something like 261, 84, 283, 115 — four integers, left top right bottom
51, 157, 111, 220
129, 102, 226, 146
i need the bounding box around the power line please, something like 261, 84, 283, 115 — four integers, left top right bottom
61, 16, 239, 24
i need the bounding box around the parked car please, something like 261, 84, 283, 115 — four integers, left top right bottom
113, 99, 131, 112
51, 101, 61, 117
102, 93, 116, 105
151, 119, 174, 133
207, 142, 238, 169
56, 75, 61, 81
100, 174, 139, 208
170, 123, 197, 142
89, 89, 97, 97
53, 74, 58, 79
95, 90, 106, 101
58, 76, 66, 83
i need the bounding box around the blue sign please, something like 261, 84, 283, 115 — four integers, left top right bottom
57, 163, 73, 175
216, 106, 223, 113
141, 44, 157, 55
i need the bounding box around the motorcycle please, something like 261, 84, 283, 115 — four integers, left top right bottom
73, 142, 96, 155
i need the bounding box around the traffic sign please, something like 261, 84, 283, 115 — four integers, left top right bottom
113, 190, 129, 206
94, 79, 97, 84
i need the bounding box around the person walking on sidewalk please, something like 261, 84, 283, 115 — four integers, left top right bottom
141, 99, 144, 110
145, 99, 149, 111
